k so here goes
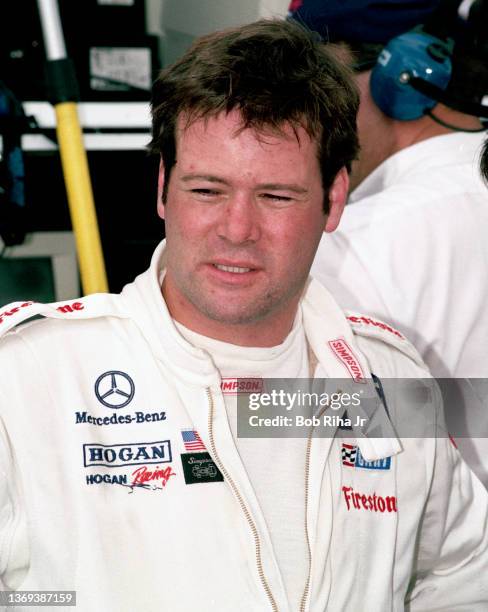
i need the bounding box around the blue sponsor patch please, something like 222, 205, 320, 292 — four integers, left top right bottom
342, 443, 391, 470
355, 449, 391, 471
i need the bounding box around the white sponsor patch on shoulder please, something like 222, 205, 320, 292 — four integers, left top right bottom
0, 294, 127, 339
346, 311, 425, 369
346, 314, 404, 339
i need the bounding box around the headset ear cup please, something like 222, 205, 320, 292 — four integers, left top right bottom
369, 30, 453, 120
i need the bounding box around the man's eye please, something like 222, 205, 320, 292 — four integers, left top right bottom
191, 188, 220, 196
261, 193, 293, 202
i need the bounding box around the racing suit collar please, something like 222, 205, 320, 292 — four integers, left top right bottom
120, 240, 220, 387
302, 277, 402, 461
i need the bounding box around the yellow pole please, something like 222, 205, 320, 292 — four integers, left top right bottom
37, 0, 108, 295
55, 102, 108, 293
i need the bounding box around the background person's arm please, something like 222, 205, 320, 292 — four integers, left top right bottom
405, 408, 488, 610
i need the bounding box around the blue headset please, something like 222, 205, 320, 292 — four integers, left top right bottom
369, 26, 454, 120
368, 0, 488, 122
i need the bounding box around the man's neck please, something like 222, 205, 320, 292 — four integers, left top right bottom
351, 103, 483, 191
172, 314, 295, 348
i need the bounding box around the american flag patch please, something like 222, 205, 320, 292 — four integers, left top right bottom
181, 430, 206, 452
341, 443, 358, 467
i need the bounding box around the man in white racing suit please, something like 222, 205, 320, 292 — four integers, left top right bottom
0, 18, 487, 612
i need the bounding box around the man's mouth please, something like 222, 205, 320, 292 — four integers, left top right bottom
213, 264, 252, 274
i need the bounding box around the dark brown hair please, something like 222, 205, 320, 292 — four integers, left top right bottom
149, 19, 359, 212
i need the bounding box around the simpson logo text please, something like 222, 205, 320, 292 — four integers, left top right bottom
328, 339, 366, 383
221, 378, 263, 394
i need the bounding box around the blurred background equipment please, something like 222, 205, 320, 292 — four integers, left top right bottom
0, 0, 290, 302
37, 0, 108, 295
0, 81, 28, 248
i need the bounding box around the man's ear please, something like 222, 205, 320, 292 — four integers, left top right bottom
157, 157, 165, 220
324, 167, 349, 233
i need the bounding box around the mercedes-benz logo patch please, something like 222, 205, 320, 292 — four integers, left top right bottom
95, 371, 135, 408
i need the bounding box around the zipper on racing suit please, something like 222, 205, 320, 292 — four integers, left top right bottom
299, 432, 314, 612
206, 387, 279, 612
206, 388, 326, 612
299, 404, 327, 612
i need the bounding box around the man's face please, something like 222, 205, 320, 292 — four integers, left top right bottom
159, 110, 347, 345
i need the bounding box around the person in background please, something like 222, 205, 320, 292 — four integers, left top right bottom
0, 18, 487, 611
482, 137, 488, 180
289, 0, 488, 486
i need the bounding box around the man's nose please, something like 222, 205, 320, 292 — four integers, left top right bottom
216, 193, 261, 244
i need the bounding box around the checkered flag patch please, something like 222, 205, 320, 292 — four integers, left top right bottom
341, 443, 358, 467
